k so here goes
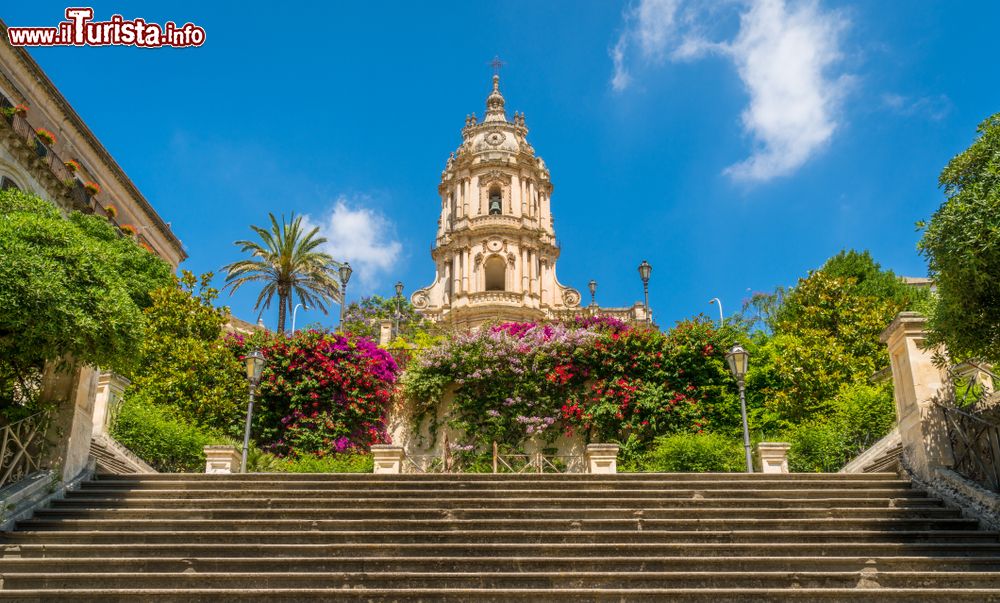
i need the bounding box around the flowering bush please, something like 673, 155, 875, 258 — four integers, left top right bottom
35, 128, 56, 146
403, 317, 735, 452
227, 329, 399, 458
64, 159, 81, 173
83, 181, 101, 196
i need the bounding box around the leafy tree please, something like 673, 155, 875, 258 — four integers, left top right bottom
222, 213, 343, 333
341, 295, 436, 346
755, 251, 923, 424
125, 271, 248, 437
919, 113, 1000, 364
0, 189, 171, 416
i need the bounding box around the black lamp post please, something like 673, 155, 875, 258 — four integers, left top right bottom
241, 349, 267, 473
588, 279, 597, 309
638, 260, 652, 325
393, 281, 404, 339
338, 262, 352, 328
726, 344, 753, 473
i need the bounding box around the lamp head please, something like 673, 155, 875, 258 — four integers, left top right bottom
338, 262, 352, 285
725, 344, 750, 381
245, 349, 266, 385
638, 260, 652, 283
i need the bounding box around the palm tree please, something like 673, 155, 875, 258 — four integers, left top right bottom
222, 213, 342, 333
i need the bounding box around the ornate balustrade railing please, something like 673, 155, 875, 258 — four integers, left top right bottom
934, 361, 1000, 492
0, 411, 51, 489
402, 440, 580, 474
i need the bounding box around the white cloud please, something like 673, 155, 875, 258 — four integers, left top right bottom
881, 93, 951, 121
611, 0, 850, 182
304, 197, 402, 292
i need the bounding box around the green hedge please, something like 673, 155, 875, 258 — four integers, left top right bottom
111, 398, 215, 473
626, 432, 746, 472
276, 453, 374, 473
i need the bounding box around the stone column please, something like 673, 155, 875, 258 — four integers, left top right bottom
371, 445, 405, 474
756, 442, 791, 474
880, 312, 953, 481
585, 444, 619, 474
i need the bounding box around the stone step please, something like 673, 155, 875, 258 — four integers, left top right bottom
92, 472, 905, 482
4, 570, 1000, 590
0, 587, 997, 602
35, 506, 964, 521
7, 541, 1000, 559
83, 477, 912, 490
63, 487, 932, 500
16, 517, 980, 533
4, 528, 996, 545
50, 495, 946, 509
6, 554, 1000, 574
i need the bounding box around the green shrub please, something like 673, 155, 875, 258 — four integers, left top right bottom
111, 397, 215, 472
628, 432, 746, 472
787, 382, 895, 472
787, 421, 846, 472
276, 453, 374, 473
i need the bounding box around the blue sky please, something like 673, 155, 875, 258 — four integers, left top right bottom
6, 1, 999, 329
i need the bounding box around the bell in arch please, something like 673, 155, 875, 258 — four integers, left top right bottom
488, 188, 502, 215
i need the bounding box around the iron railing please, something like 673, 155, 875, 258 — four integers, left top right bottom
934, 361, 1000, 492
3, 106, 95, 213
0, 411, 51, 489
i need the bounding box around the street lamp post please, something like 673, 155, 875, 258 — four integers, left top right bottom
588, 279, 597, 310
338, 262, 353, 328
726, 344, 753, 473
638, 260, 652, 325
709, 298, 724, 327
291, 303, 306, 333
241, 349, 267, 474
393, 281, 404, 339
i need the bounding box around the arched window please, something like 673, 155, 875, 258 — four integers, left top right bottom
0, 176, 20, 191
484, 255, 506, 291
488, 187, 502, 215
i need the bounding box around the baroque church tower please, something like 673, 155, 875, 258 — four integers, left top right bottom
411, 75, 583, 328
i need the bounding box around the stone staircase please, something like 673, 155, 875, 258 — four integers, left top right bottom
1, 472, 999, 601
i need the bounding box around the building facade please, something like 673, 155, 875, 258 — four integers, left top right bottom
0, 21, 185, 268
0, 20, 185, 484
411, 75, 648, 329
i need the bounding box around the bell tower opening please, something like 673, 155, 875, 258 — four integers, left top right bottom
484, 255, 506, 291
488, 187, 502, 215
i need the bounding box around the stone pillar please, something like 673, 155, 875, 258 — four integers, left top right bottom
756, 442, 791, 474
91, 371, 130, 437
39, 359, 98, 482
379, 319, 393, 347
585, 444, 619, 474
204, 446, 241, 474
880, 312, 953, 481
371, 445, 405, 474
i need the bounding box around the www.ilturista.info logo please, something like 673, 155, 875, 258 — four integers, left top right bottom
6, 8, 205, 48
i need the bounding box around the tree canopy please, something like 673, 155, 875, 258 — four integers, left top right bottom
222, 213, 342, 333
0, 189, 171, 414
125, 271, 248, 436
919, 112, 1000, 364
